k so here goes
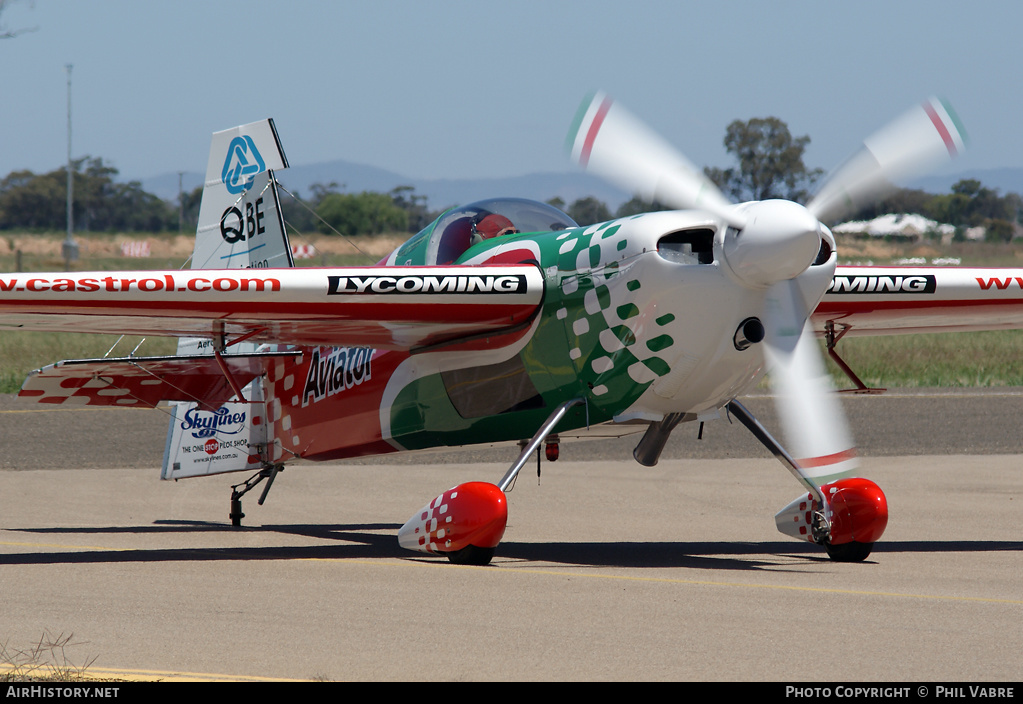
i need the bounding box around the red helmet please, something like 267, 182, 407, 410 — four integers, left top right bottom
473, 213, 516, 241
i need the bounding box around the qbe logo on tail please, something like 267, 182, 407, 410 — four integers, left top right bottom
222, 136, 265, 194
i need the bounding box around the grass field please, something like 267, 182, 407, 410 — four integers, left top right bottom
0, 332, 177, 394
2, 230, 1023, 394
816, 330, 1023, 388
0, 230, 400, 272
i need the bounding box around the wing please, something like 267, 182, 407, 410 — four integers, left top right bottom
0, 265, 544, 351
812, 266, 1023, 336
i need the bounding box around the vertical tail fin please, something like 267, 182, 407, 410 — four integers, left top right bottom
190, 118, 293, 270
162, 119, 291, 480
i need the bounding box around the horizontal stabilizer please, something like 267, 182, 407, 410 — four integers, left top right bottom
19, 351, 302, 410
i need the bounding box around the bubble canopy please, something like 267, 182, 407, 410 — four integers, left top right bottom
424, 198, 578, 265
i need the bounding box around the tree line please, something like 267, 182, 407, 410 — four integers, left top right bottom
0, 159, 441, 237
0, 158, 171, 232
840, 179, 1022, 242
0, 157, 652, 237
2, 116, 1021, 241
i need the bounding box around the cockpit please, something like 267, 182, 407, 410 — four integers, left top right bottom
389, 198, 578, 266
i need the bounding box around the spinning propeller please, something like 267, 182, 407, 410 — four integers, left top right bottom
568, 92, 965, 547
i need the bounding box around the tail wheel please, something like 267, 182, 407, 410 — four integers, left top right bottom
446, 545, 496, 566
825, 541, 874, 563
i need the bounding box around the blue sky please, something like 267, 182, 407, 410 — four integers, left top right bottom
1, 1, 1019, 185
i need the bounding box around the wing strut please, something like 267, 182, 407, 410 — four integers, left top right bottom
824, 322, 886, 395
212, 348, 251, 403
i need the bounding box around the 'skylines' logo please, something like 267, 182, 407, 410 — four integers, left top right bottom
222, 136, 265, 194
180, 407, 248, 439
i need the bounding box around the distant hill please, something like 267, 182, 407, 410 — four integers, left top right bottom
142, 159, 632, 212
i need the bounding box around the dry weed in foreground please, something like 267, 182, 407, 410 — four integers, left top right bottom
0, 632, 96, 682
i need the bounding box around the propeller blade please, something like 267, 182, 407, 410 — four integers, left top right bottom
567, 92, 746, 228
808, 97, 966, 222
762, 279, 859, 485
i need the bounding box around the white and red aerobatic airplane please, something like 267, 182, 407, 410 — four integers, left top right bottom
1, 95, 1017, 565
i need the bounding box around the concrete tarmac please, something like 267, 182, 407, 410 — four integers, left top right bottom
0, 391, 1021, 681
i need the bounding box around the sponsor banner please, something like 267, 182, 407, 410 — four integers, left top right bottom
327, 273, 528, 296
292, 244, 315, 260
120, 240, 151, 257
302, 346, 373, 407
162, 398, 266, 479
0, 273, 280, 294
976, 276, 1023, 291
828, 274, 936, 294
179, 406, 249, 439
0, 266, 540, 302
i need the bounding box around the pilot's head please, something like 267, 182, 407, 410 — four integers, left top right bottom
470, 213, 517, 246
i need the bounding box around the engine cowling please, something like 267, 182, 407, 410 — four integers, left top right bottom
398, 481, 508, 556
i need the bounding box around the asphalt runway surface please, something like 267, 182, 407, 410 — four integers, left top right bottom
0, 390, 1021, 681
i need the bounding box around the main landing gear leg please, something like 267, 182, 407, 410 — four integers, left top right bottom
725, 400, 887, 562
498, 397, 586, 493
229, 463, 284, 527
454, 398, 584, 564
726, 399, 827, 526
726, 399, 832, 543
397, 398, 587, 566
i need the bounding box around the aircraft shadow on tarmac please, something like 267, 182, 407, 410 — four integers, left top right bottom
491, 539, 1023, 570
2, 520, 1021, 570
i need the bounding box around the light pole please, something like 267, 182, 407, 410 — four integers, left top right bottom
178, 171, 184, 236
62, 63, 79, 269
